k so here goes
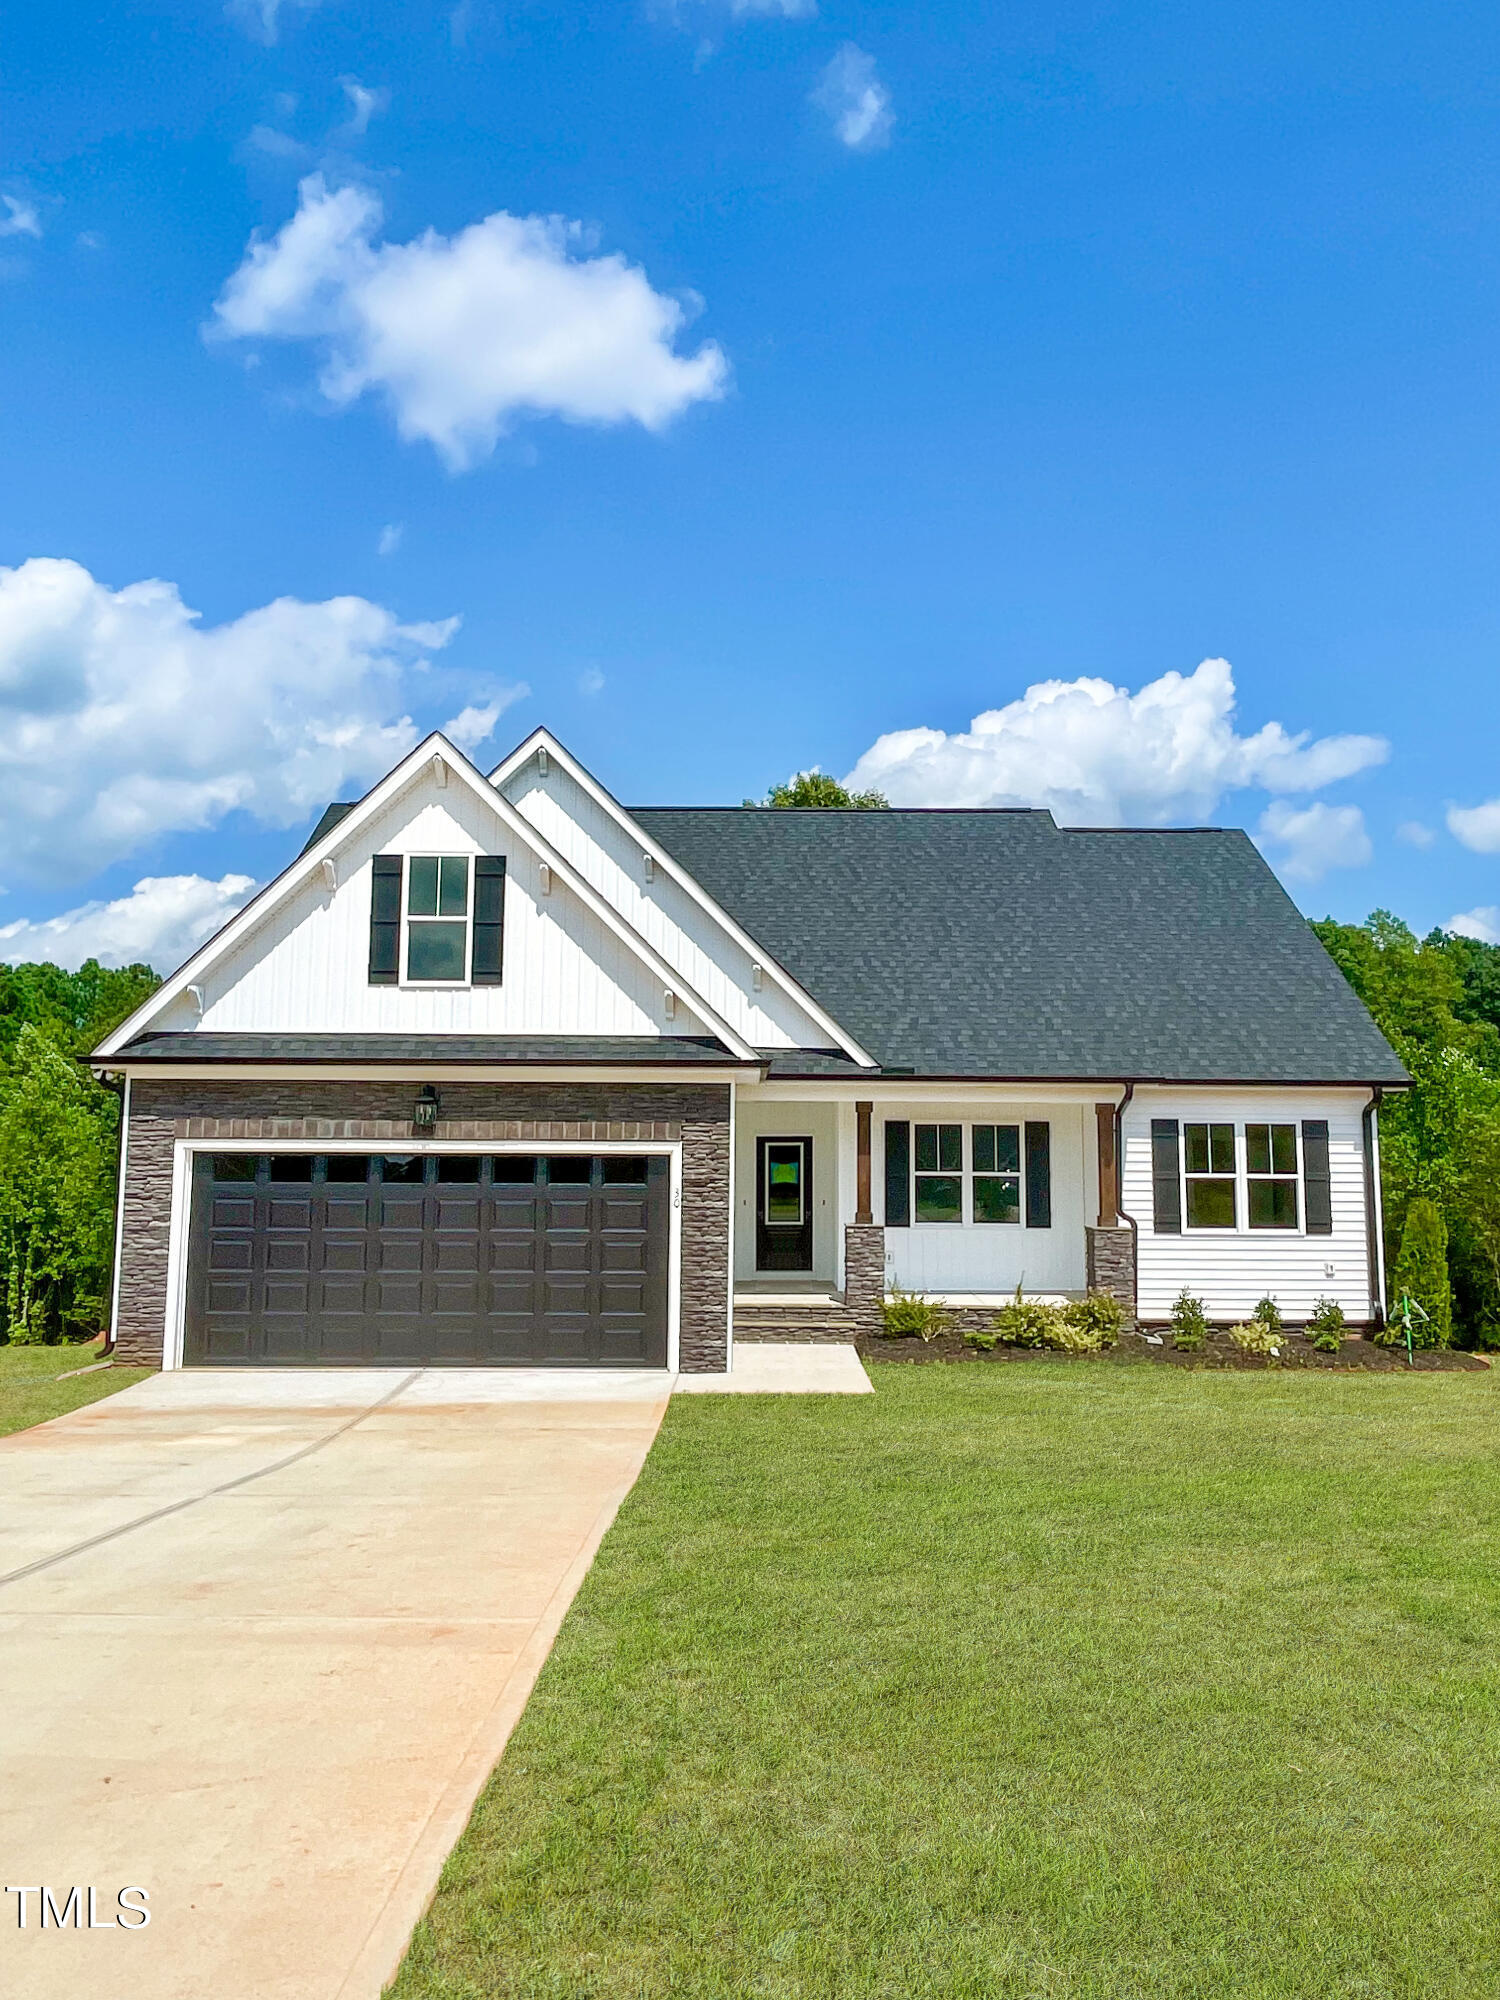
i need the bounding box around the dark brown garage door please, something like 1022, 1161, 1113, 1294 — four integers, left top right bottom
184, 1152, 670, 1366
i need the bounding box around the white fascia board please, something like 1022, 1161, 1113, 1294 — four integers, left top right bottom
96, 730, 760, 1065
490, 726, 877, 1069
744, 1079, 1118, 1104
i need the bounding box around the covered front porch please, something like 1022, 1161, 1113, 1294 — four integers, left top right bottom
732, 1083, 1132, 1341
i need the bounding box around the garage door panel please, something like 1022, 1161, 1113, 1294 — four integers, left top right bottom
185, 1153, 670, 1367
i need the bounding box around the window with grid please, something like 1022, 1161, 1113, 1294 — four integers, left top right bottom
404, 855, 471, 982
1184, 1122, 1236, 1228
971, 1123, 1021, 1224
914, 1123, 963, 1222
1246, 1123, 1299, 1229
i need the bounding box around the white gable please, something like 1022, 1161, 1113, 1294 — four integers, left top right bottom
495, 735, 867, 1058
101, 734, 758, 1054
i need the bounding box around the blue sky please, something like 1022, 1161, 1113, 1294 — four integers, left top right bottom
3, 0, 1500, 969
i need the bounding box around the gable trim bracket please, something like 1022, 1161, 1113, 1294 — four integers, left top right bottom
95, 733, 761, 1064
490, 726, 877, 1070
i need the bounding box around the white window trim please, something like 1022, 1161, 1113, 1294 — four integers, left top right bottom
400, 853, 474, 989
1180, 1121, 1306, 1236
164, 1138, 683, 1373
910, 1120, 1025, 1228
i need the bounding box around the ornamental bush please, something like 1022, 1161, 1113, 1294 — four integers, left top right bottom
1230, 1319, 1282, 1357
1252, 1295, 1283, 1335
1386, 1197, 1452, 1349
879, 1289, 951, 1342
1306, 1296, 1346, 1353
1170, 1290, 1209, 1353
992, 1288, 1063, 1349
1064, 1290, 1124, 1347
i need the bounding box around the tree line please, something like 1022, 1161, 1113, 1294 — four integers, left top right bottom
0, 962, 158, 1344
0, 904, 1495, 1350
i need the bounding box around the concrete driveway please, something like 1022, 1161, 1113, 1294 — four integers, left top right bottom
0, 1367, 671, 2000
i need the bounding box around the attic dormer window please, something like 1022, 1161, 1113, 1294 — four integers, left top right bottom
406, 855, 471, 981
368, 854, 506, 987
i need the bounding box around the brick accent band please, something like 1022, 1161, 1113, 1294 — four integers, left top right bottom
116, 1080, 731, 1373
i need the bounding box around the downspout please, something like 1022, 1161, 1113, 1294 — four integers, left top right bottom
1362, 1085, 1386, 1331
1114, 1081, 1139, 1318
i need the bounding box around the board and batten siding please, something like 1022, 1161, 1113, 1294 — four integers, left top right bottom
174, 785, 713, 1040
503, 760, 832, 1052
1123, 1087, 1377, 1323
880, 1100, 1088, 1296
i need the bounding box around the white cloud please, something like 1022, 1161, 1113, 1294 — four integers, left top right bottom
1447, 800, 1500, 853
441, 686, 528, 752
0, 195, 42, 240
227, 0, 321, 44
1256, 799, 1372, 881
811, 45, 893, 151
1396, 819, 1436, 849
210, 175, 728, 470
1449, 907, 1500, 944
246, 125, 313, 163
339, 77, 389, 137
377, 522, 403, 556
843, 660, 1388, 823
578, 666, 605, 696
0, 874, 257, 973
0, 556, 458, 887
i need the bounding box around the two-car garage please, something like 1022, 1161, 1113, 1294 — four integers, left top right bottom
183, 1151, 672, 1367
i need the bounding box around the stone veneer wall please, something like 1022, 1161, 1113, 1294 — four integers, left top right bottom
1085, 1225, 1137, 1330
842, 1223, 886, 1338
114, 1079, 731, 1372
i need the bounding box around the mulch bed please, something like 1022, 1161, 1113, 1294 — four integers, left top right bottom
858, 1330, 1491, 1371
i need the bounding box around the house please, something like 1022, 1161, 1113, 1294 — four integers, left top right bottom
92, 726, 1408, 1371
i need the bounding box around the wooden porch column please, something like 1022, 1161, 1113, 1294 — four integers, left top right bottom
1095, 1101, 1118, 1228
855, 1100, 873, 1224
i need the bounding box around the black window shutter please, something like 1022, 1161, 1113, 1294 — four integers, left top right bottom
1025, 1121, 1052, 1228
368, 855, 402, 985
1302, 1119, 1332, 1234
1151, 1119, 1182, 1234
472, 855, 506, 984
884, 1121, 910, 1227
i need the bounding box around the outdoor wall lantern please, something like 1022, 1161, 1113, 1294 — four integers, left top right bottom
414, 1085, 441, 1133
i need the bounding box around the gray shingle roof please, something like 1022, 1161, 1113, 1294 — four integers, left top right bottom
633, 808, 1407, 1085
115, 1034, 747, 1067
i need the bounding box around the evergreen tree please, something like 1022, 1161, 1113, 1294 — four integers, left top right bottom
1388, 1197, 1452, 1349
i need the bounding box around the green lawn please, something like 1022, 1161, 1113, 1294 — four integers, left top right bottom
394, 1365, 1500, 2000
0, 1338, 149, 1437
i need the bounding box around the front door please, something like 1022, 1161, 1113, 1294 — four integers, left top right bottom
755, 1136, 813, 1273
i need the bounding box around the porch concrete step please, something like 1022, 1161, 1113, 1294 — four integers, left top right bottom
734, 1302, 861, 1344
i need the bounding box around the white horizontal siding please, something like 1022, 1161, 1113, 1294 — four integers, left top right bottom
880, 1099, 1088, 1296
195, 775, 707, 1038
1123, 1087, 1375, 1322
503, 764, 833, 1051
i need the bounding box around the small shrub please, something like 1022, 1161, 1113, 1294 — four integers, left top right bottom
879, 1289, 951, 1342
1306, 1296, 1346, 1353
1170, 1289, 1209, 1353
1251, 1295, 1282, 1335
1063, 1290, 1124, 1348
992, 1286, 1065, 1349
1229, 1319, 1282, 1357
963, 1327, 998, 1352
